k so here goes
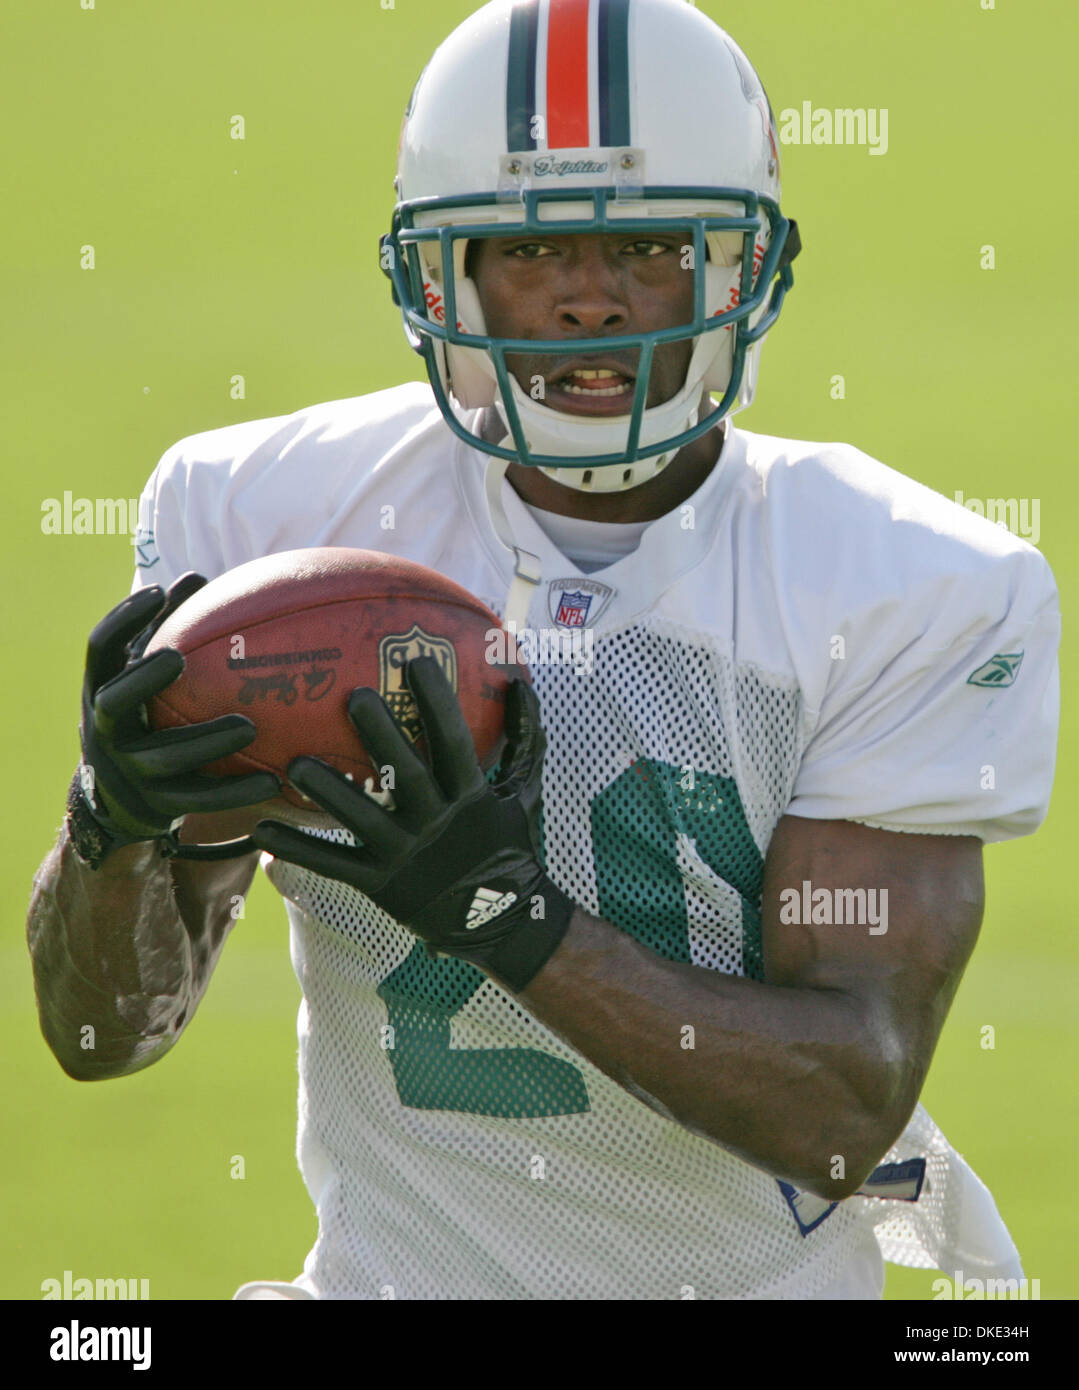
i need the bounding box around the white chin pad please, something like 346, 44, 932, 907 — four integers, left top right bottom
537, 455, 673, 494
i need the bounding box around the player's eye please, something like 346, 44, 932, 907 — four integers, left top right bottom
504, 242, 557, 259
499, 238, 674, 260
622, 239, 672, 257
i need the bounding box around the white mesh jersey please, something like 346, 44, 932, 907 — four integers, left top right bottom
133, 383, 1059, 1299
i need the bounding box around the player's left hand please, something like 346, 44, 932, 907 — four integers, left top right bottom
250, 656, 576, 991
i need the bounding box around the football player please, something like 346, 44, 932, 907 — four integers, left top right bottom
28, 0, 1059, 1300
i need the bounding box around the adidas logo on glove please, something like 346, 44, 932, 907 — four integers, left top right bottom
466, 887, 518, 931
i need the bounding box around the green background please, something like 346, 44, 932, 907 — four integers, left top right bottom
2, 0, 1073, 1300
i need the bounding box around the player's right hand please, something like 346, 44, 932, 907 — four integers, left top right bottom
72, 575, 281, 859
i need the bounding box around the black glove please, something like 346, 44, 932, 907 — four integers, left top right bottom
67, 574, 280, 868
250, 656, 576, 992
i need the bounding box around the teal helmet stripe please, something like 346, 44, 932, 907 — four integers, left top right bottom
506, 1, 540, 152
507, 0, 632, 153
598, 0, 631, 147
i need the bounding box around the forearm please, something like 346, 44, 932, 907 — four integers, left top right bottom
520, 907, 901, 1199
27, 830, 197, 1080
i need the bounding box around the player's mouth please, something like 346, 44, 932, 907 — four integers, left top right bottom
545, 359, 639, 416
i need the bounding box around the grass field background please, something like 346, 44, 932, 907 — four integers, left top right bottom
2, 0, 1074, 1300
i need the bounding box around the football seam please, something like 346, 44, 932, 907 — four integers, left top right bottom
162, 591, 500, 658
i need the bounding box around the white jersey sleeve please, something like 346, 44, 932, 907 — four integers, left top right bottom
128, 416, 284, 594
130, 442, 218, 595
773, 444, 1060, 842
128, 384, 440, 596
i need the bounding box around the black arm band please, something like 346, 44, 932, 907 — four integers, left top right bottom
63, 769, 161, 869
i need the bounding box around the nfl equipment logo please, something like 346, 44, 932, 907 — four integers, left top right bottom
378, 624, 457, 742
555, 589, 592, 628
548, 577, 615, 630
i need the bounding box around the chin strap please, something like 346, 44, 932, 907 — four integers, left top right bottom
484, 455, 542, 633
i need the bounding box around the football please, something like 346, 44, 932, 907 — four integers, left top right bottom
144, 548, 521, 819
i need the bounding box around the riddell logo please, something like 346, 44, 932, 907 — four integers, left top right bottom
423, 282, 445, 324
711, 240, 764, 320
716, 284, 741, 318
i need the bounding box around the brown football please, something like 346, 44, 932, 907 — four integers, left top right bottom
144, 548, 522, 820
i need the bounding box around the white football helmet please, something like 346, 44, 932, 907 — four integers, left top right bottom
382, 0, 800, 495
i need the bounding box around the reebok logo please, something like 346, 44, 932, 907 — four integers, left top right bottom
967, 652, 1024, 688
466, 887, 517, 930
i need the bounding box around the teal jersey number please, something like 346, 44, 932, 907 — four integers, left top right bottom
377, 758, 763, 1114
591, 760, 764, 979
376, 946, 589, 1117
